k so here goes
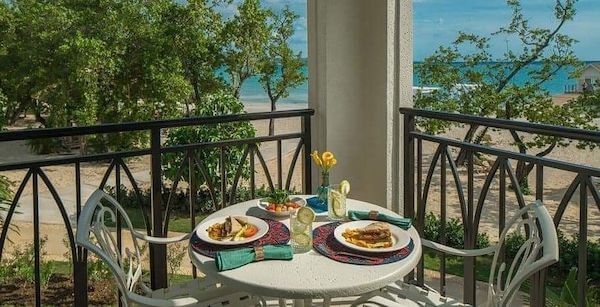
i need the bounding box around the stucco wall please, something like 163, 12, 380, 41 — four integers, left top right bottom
308, 0, 413, 211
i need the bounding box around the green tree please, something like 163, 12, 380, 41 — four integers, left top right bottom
222, 0, 271, 99
163, 91, 256, 190
567, 87, 600, 119
170, 0, 229, 114
0, 0, 192, 152
0, 88, 12, 230
259, 6, 306, 136
415, 0, 597, 189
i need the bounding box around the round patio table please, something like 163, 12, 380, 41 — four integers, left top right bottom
188, 197, 422, 305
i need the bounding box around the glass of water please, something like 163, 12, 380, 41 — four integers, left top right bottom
290, 207, 314, 253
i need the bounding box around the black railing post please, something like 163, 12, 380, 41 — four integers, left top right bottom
464, 150, 476, 305
32, 169, 41, 307
302, 114, 312, 194
149, 127, 167, 290
73, 162, 88, 306
403, 113, 415, 281
578, 176, 588, 307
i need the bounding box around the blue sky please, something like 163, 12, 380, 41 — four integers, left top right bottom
413, 0, 600, 61
252, 0, 599, 61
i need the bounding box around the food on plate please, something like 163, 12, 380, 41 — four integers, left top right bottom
207, 216, 258, 241
341, 222, 393, 248
264, 189, 302, 213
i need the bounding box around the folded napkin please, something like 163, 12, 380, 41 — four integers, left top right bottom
306, 196, 327, 213
347, 210, 412, 230
215, 245, 293, 271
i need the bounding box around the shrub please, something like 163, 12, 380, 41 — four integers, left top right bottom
504, 230, 600, 286
423, 212, 490, 249
27, 137, 65, 154
162, 91, 256, 189
0, 175, 12, 230
167, 242, 187, 280
0, 236, 54, 288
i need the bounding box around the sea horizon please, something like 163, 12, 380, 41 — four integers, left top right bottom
239, 61, 591, 104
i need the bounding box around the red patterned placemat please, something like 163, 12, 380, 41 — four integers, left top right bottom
190, 219, 290, 258
312, 222, 414, 265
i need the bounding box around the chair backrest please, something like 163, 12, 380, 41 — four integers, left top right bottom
487, 200, 559, 306
76, 189, 150, 305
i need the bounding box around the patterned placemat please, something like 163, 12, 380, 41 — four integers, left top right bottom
312, 222, 414, 265
190, 219, 290, 258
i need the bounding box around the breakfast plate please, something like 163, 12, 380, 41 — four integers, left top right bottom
257, 196, 307, 217
195, 215, 269, 245
334, 220, 410, 253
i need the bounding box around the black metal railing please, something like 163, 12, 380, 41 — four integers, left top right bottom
0, 109, 314, 306
401, 108, 600, 307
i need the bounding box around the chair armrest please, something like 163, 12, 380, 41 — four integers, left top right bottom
129, 292, 199, 307
133, 231, 190, 245
422, 239, 496, 257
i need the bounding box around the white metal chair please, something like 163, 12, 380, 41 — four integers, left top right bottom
352, 200, 559, 307
76, 189, 264, 307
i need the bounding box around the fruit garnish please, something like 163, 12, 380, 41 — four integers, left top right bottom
330, 190, 345, 217
340, 180, 351, 195
244, 225, 258, 237
297, 207, 316, 224
292, 233, 311, 246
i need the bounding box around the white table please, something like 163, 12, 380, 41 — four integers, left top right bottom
189, 197, 422, 305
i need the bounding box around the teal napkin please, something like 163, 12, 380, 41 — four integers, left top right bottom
347, 210, 412, 230
215, 245, 293, 271
307, 196, 327, 213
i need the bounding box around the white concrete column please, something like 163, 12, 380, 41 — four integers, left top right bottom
308, 0, 413, 211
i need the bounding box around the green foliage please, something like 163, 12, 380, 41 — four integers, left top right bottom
222, 0, 272, 99
0, 175, 13, 234
423, 212, 491, 249
163, 91, 256, 188
504, 230, 600, 288
565, 88, 600, 149
415, 0, 598, 186
258, 6, 306, 135
547, 267, 599, 307
0, 89, 7, 129
0, 0, 306, 155
264, 189, 291, 205
61, 234, 111, 282
167, 243, 187, 280
0, 236, 54, 288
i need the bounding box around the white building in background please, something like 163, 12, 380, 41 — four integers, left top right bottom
579, 63, 600, 92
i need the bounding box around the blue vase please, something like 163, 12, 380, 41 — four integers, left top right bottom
317, 173, 330, 203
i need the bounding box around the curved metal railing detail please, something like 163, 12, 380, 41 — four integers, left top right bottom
401, 107, 600, 307
0, 109, 314, 306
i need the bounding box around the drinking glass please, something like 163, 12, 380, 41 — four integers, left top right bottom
290, 210, 313, 253
328, 184, 347, 220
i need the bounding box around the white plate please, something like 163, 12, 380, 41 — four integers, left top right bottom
256, 196, 307, 217
195, 216, 269, 245
334, 220, 411, 253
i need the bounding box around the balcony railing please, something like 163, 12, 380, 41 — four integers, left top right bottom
0, 109, 314, 306
401, 107, 600, 307
1, 107, 598, 306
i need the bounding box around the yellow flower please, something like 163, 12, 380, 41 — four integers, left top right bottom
322, 151, 334, 163
331, 158, 337, 166
311, 151, 322, 166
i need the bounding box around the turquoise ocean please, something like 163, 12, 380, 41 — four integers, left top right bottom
237, 62, 596, 104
